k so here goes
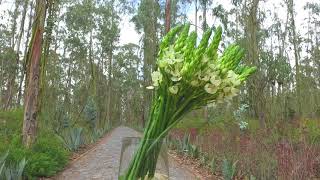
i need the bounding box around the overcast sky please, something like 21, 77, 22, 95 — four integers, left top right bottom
117, 0, 318, 45
0, 0, 318, 46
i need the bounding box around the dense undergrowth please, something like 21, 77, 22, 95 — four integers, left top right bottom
0, 109, 108, 179
169, 111, 320, 179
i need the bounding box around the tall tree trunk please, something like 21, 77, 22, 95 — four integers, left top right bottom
106, 47, 113, 129
106, 1, 115, 129
195, 0, 198, 35
202, 0, 207, 30
17, 1, 34, 106
3, 0, 20, 109
4, 0, 30, 109
287, 0, 301, 115
10, 0, 19, 49
165, 0, 171, 33
39, 0, 57, 113
245, 0, 266, 129
22, 0, 46, 148
141, 0, 159, 128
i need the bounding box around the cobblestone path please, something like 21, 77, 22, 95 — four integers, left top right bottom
54, 126, 197, 180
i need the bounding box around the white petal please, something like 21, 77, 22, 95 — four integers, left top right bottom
190, 80, 200, 87
223, 87, 231, 93
207, 102, 216, 108
151, 71, 161, 81
198, 73, 210, 82
201, 56, 209, 63
217, 94, 224, 103
204, 83, 218, 94
227, 70, 237, 78
208, 63, 216, 69
210, 77, 221, 86
232, 78, 241, 86
171, 76, 182, 82
175, 54, 184, 62
159, 60, 167, 68
169, 85, 179, 94
146, 86, 155, 90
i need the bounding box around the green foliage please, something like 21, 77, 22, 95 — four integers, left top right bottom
88, 128, 104, 143
59, 127, 85, 151
0, 151, 8, 176
182, 133, 190, 152
233, 104, 249, 130
0, 149, 27, 179
304, 119, 320, 144
26, 153, 58, 177
200, 153, 209, 167
32, 135, 69, 170
222, 158, 237, 180
176, 117, 207, 130
188, 144, 199, 159
3, 158, 27, 180
84, 96, 98, 129
209, 158, 217, 173
249, 175, 257, 180
3, 135, 30, 166
0, 109, 23, 141
0, 119, 70, 179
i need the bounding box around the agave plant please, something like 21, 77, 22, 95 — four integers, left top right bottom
121, 24, 256, 179
200, 153, 209, 167
209, 158, 217, 173
0, 151, 8, 177
89, 128, 104, 143
59, 127, 85, 151
182, 133, 190, 153
222, 158, 238, 180
3, 158, 27, 180
189, 144, 199, 159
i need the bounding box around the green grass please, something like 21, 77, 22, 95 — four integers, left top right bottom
176, 117, 208, 130
0, 109, 23, 141
0, 109, 70, 178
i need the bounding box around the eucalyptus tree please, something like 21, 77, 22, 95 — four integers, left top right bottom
284, 0, 304, 116
39, 0, 59, 112
228, 0, 268, 128
165, 0, 171, 33
300, 2, 320, 116
17, 1, 34, 106
2, 0, 21, 109
22, 0, 47, 148
0, 22, 14, 109
96, 0, 120, 128
113, 43, 143, 124
3, 0, 30, 110
132, 0, 160, 126
199, 0, 211, 30
63, 0, 97, 119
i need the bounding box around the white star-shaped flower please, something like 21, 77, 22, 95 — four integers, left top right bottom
169, 85, 179, 94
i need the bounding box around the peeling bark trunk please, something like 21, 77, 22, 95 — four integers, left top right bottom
22, 0, 46, 148
165, 0, 171, 33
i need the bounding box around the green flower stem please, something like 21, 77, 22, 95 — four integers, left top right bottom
120, 24, 256, 180
124, 94, 169, 179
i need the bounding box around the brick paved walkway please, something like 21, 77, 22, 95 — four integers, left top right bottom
54, 126, 197, 180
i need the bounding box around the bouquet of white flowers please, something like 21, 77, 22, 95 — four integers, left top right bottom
120, 24, 256, 180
